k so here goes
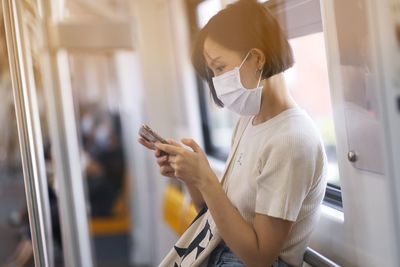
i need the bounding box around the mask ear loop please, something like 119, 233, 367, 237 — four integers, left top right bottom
238, 51, 251, 69
256, 69, 263, 88
239, 51, 263, 88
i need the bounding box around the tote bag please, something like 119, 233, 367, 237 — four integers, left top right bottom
159, 117, 251, 267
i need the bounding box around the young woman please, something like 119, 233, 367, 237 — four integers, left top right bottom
139, 1, 327, 266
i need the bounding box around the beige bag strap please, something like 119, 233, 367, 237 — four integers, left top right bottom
219, 116, 252, 186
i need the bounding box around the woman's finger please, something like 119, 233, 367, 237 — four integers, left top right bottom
168, 155, 177, 164
161, 165, 174, 173
155, 143, 181, 155
157, 155, 169, 165
167, 139, 182, 147
160, 166, 175, 177
155, 148, 166, 158
181, 138, 201, 152
170, 161, 177, 170
138, 138, 155, 150
164, 171, 175, 178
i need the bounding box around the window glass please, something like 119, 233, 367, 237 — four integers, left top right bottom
196, 0, 222, 28
285, 32, 340, 188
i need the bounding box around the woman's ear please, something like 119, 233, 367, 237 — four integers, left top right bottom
251, 48, 266, 70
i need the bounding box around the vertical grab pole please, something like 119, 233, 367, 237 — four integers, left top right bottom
2, 0, 54, 266
38, 0, 95, 266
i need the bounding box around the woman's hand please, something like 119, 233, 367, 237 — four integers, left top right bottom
155, 138, 217, 189
138, 137, 156, 150
139, 137, 206, 208
138, 137, 179, 179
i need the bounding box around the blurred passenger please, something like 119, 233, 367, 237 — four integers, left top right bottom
80, 106, 126, 217
2, 142, 63, 267
140, 1, 327, 267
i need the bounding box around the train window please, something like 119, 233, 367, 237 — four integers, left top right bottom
191, 0, 342, 208
285, 33, 340, 189
285, 33, 342, 207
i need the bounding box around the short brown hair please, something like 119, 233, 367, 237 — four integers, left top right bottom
192, 0, 294, 107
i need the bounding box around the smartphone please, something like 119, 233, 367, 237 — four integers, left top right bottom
139, 124, 168, 144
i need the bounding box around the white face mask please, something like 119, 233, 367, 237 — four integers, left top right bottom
212, 52, 263, 116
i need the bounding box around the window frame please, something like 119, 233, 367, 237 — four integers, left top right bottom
187, 0, 343, 209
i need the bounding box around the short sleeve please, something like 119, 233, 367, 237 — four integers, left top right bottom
255, 134, 317, 221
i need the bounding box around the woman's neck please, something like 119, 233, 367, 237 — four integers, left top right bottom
252, 73, 297, 125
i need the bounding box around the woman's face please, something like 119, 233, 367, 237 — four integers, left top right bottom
203, 37, 262, 89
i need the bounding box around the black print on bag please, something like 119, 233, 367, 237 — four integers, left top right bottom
189, 204, 208, 227
173, 217, 213, 266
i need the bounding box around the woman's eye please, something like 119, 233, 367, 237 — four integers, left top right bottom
215, 66, 225, 73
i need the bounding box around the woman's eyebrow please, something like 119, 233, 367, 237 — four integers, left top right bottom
204, 52, 222, 66
210, 58, 223, 67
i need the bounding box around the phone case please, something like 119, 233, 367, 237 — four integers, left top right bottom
139, 124, 168, 144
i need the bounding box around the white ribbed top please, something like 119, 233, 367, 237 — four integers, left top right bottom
221, 107, 328, 266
